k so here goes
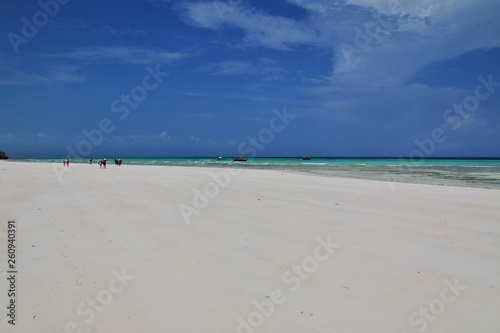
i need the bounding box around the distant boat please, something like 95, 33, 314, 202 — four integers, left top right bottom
217, 156, 225, 161
233, 156, 248, 162
302, 156, 311, 160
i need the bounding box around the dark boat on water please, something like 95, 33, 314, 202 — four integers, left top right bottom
217, 156, 225, 161
302, 156, 311, 160
233, 156, 248, 162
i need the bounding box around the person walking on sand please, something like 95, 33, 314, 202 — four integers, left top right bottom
89, 158, 92, 165
103, 158, 107, 169
99, 158, 102, 169
66, 159, 69, 166
63, 160, 66, 166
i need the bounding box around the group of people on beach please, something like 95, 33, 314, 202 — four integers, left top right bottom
98, 158, 107, 169
63, 158, 122, 168
95, 158, 122, 168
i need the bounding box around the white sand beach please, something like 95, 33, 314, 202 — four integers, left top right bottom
1, 161, 499, 333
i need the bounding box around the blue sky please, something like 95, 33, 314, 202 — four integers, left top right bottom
1, 0, 499, 158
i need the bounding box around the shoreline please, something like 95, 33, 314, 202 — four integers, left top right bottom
4, 159, 500, 190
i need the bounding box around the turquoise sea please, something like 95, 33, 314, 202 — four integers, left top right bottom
17, 157, 500, 189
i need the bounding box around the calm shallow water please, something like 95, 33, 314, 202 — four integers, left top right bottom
18, 157, 500, 189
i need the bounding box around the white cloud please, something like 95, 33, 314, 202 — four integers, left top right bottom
50, 64, 85, 83
0, 65, 84, 86
0, 78, 35, 86
0, 132, 56, 143
278, 0, 500, 92
453, 115, 490, 132
129, 131, 172, 143
0, 68, 49, 86
180, 1, 222, 29
101, 26, 148, 37
200, 60, 287, 78
50, 46, 188, 65
179, 1, 319, 50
